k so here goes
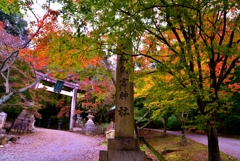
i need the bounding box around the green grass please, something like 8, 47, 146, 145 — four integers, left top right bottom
139, 129, 239, 161
100, 140, 108, 146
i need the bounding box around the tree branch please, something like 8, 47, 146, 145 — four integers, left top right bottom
136, 109, 150, 125
0, 51, 18, 72
0, 71, 51, 105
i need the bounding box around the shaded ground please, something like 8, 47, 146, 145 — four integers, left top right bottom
149, 129, 240, 160
1, 127, 239, 161
0, 128, 107, 161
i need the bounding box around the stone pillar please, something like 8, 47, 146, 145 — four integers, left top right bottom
115, 53, 134, 138
69, 87, 78, 131
0, 112, 7, 132
99, 40, 145, 161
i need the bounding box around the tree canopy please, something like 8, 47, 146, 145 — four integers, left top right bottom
1, 1, 240, 160
55, 1, 240, 160
0, 1, 53, 108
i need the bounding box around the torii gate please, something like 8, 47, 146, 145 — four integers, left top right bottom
35, 71, 79, 131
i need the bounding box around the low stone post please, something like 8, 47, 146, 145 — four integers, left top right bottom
47, 118, 51, 128
0, 112, 7, 133
38, 119, 42, 126
58, 119, 62, 130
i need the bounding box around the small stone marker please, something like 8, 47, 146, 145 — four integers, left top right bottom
99, 40, 145, 161
11, 110, 36, 133
0, 112, 7, 130
73, 114, 83, 132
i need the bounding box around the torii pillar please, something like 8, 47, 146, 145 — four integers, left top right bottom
69, 87, 78, 131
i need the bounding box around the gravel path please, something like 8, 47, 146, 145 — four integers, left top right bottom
150, 129, 240, 160
0, 128, 107, 161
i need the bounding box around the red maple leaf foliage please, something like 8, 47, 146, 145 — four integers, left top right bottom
0, 21, 23, 49
80, 76, 114, 111
56, 99, 71, 118
20, 9, 61, 70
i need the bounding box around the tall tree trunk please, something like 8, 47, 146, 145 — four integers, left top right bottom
198, 98, 221, 161
181, 127, 185, 139
173, 111, 186, 140
163, 116, 168, 136
207, 114, 220, 161
222, 112, 229, 135
148, 123, 151, 132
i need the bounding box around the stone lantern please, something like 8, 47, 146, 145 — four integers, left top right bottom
84, 110, 96, 135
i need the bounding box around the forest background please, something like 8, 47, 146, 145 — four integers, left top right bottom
0, 1, 240, 161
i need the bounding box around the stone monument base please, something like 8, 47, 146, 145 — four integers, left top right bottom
99, 138, 146, 161
72, 127, 82, 132
11, 110, 36, 133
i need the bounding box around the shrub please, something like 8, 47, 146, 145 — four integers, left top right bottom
2, 106, 23, 119
167, 115, 181, 130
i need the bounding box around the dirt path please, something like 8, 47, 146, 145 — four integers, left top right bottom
150, 129, 240, 160
0, 128, 107, 161
2, 128, 239, 161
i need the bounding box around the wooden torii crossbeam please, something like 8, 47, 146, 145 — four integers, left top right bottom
35, 71, 79, 131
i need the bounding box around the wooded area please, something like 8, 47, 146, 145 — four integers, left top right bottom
0, 1, 239, 161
